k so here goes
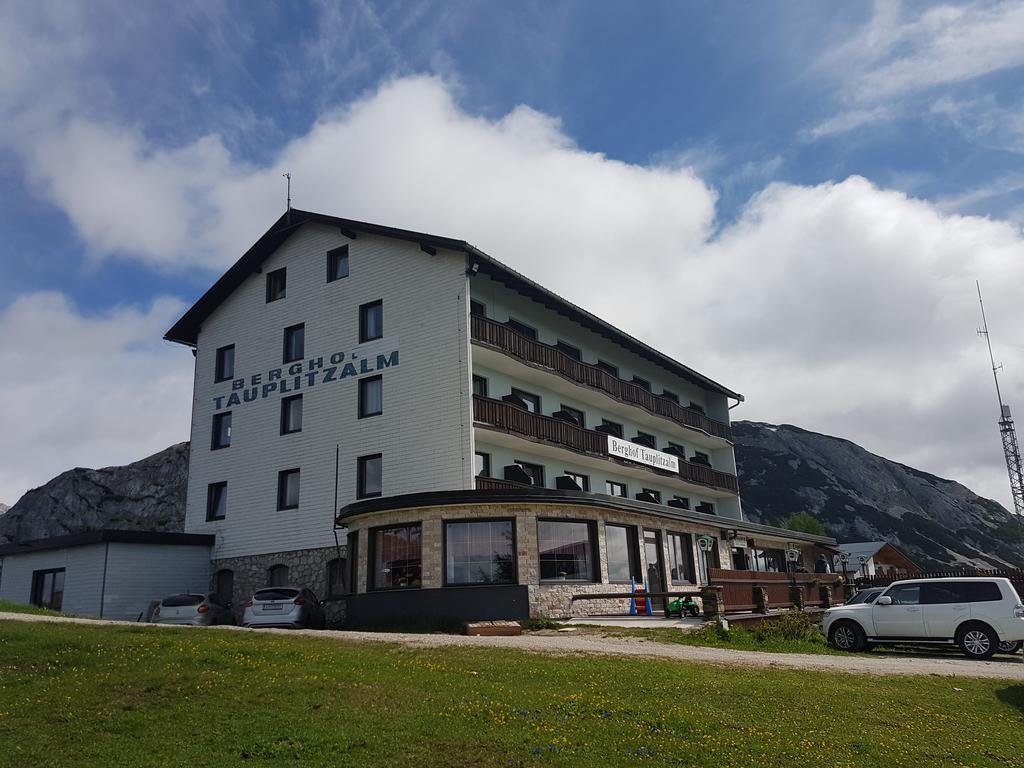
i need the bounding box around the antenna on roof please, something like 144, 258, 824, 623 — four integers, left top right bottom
282, 172, 292, 224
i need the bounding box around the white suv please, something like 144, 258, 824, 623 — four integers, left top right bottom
822, 577, 1024, 659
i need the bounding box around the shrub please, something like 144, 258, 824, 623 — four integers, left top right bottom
520, 618, 562, 631
751, 611, 824, 644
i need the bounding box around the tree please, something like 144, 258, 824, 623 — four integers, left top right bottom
784, 512, 827, 537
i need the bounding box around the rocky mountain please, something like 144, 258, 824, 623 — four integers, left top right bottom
733, 421, 1024, 570
3, 425, 1022, 571
0, 443, 189, 545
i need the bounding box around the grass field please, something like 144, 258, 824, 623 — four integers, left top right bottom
0, 599, 61, 616
1, 619, 1021, 767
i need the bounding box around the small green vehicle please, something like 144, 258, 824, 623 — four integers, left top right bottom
665, 597, 701, 618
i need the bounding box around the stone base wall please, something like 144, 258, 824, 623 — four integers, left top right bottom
212, 544, 347, 625
529, 584, 633, 619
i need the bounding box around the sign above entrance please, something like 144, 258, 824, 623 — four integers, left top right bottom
606, 435, 680, 473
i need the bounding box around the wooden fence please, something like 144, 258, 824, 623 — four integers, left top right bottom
709, 568, 845, 611
856, 568, 1024, 597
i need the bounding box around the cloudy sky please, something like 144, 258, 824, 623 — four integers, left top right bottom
2, 1, 1024, 512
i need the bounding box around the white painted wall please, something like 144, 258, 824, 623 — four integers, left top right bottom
185, 223, 473, 558
0, 544, 105, 615
102, 544, 210, 620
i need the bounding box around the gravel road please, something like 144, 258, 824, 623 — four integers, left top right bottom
3, 611, 1022, 681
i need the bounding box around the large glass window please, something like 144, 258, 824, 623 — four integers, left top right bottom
215, 345, 235, 382
30, 569, 65, 610
605, 524, 640, 582
359, 300, 383, 342
445, 520, 516, 585
372, 524, 422, 589
358, 454, 382, 498
537, 520, 596, 582
668, 532, 695, 584
283, 323, 305, 363
750, 547, 786, 573
358, 375, 383, 418
211, 412, 232, 450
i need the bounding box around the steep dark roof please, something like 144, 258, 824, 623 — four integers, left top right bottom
0, 530, 214, 557
164, 209, 742, 400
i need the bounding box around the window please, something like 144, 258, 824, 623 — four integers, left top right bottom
605, 480, 627, 497
30, 569, 65, 610
326, 558, 347, 597
600, 419, 623, 438
514, 460, 544, 487
280, 394, 303, 434
661, 389, 679, 403
359, 300, 383, 342
511, 388, 541, 413
695, 502, 715, 515
445, 519, 516, 585
211, 412, 232, 450
642, 489, 662, 503
731, 547, 750, 570
277, 468, 300, 510
750, 547, 785, 573
358, 375, 383, 418
555, 340, 581, 360
327, 244, 349, 282
596, 360, 619, 377
283, 323, 304, 364
923, 581, 1003, 604
537, 520, 597, 581
506, 318, 537, 339
474, 452, 491, 477
563, 471, 590, 491
691, 451, 710, 466
206, 482, 227, 521
635, 431, 656, 446
687, 402, 706, 415
266, 268, 286, 302
472, 375, 488, 397
886, 585, 921, 605
559, 404, 585, 428
267, 564, 289, 587
632, 375, 651, 391
215, 345, 235, 382
605, 524, 640, 582
668, 532, 695, 584
357, 454, 382, 498
671, 496, 690, 509
371, 523, 422, 589
470, 300, 486, 317
667, 442, 687, 456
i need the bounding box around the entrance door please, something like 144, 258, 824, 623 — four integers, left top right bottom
643, 529, 665, 610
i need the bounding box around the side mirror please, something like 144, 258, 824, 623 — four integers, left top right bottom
876, 596, 893, 606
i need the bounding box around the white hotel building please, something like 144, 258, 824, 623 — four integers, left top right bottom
165, 209, 834, 625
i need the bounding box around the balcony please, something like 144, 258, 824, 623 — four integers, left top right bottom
470, 315, 732, 441
473, 395, 739, 494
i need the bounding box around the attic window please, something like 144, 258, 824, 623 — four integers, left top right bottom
327, 245, 349, 282
266, 268, 286, 302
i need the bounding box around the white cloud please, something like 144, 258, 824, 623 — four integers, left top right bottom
0, 294, 194, 505
2, 11, 1024, 514
810, 1, 1024, 139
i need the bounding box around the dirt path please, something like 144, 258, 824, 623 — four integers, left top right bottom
3, 611, 1022, 681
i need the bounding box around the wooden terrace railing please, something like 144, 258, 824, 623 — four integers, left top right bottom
471, 315, 733, 441
473, 395, 740, 494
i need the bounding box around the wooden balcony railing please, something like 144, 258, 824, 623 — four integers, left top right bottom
473, 395, 739, 494
470, 315, 733, 441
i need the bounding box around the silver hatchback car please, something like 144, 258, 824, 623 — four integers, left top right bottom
242, 587, 326, 630
153, 593, 235, 626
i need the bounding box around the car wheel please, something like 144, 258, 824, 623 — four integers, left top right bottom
828, 621, 866, 652
956, 623, 998, 660
997, 640, 1022, 655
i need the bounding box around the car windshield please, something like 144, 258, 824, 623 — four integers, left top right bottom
254, 589, 299, 601
161, 594, 205, 607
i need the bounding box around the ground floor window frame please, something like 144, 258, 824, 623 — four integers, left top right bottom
443, 517, 517, 587
537, 518, 599, 583
30, 568, 65, 610
369, 522, 423, 591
